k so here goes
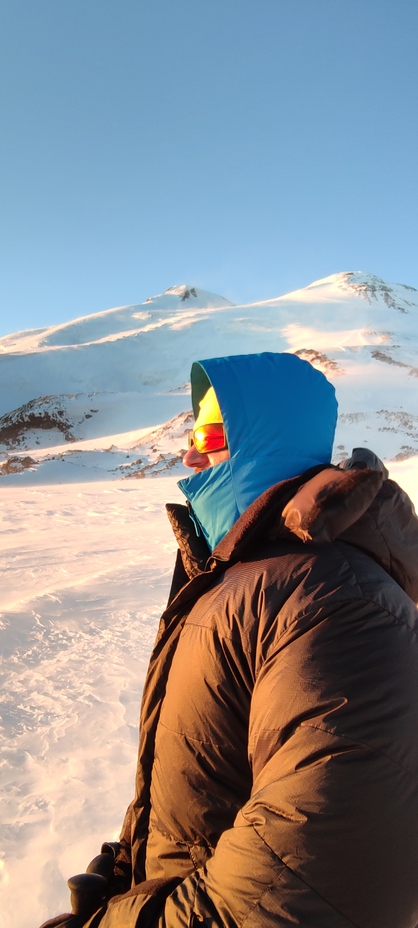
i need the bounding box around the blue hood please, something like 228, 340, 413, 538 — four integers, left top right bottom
178, 352, 338, 552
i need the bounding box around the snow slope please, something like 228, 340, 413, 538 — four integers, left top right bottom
0, 272, 417, 928
0, 479, 182, 928
1, 272, 418, 483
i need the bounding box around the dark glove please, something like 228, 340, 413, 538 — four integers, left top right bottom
39, 840, 181, 928
39, 843, 121, 928
39, 873, 108, 927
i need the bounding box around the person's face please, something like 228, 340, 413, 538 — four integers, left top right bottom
182, 443, 230, 473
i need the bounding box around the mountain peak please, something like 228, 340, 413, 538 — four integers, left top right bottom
142, 283, 234, 308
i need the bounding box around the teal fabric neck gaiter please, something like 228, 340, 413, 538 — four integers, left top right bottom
178, 458, 239, 551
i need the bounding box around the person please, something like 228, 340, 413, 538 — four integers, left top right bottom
42, 352, 418, 928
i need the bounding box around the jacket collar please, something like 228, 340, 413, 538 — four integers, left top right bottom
167, 459, 418, 607
166, 464, 326, 595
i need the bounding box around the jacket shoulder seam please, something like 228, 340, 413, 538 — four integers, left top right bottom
275, 596, 418, 651
301, 721, 418, 779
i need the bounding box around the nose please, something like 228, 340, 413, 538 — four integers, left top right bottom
183, 444, 210, 470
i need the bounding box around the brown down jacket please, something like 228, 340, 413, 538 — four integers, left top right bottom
104, 452, 418, 928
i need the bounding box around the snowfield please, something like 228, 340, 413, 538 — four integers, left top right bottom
0, 479, 183, 928
0, 271, 417, 928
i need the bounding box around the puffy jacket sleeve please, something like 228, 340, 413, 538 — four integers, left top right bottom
159, 588, 418, 928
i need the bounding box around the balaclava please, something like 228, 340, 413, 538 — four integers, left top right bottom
178, 352, 338, 551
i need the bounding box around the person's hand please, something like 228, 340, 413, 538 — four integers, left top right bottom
39, 869, 182, 928
39, 872, 108, 926
39, 844, 120, 928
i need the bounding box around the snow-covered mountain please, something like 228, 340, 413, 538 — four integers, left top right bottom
1, 271, 417, 483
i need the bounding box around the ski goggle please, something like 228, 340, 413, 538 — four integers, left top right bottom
188, 422, 228, 454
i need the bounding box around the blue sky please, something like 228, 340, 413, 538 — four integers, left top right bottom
0, 0, 417, 336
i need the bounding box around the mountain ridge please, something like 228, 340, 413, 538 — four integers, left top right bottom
1, 271, 417, 483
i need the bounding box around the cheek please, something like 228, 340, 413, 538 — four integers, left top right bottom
208, 449, 231, 467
